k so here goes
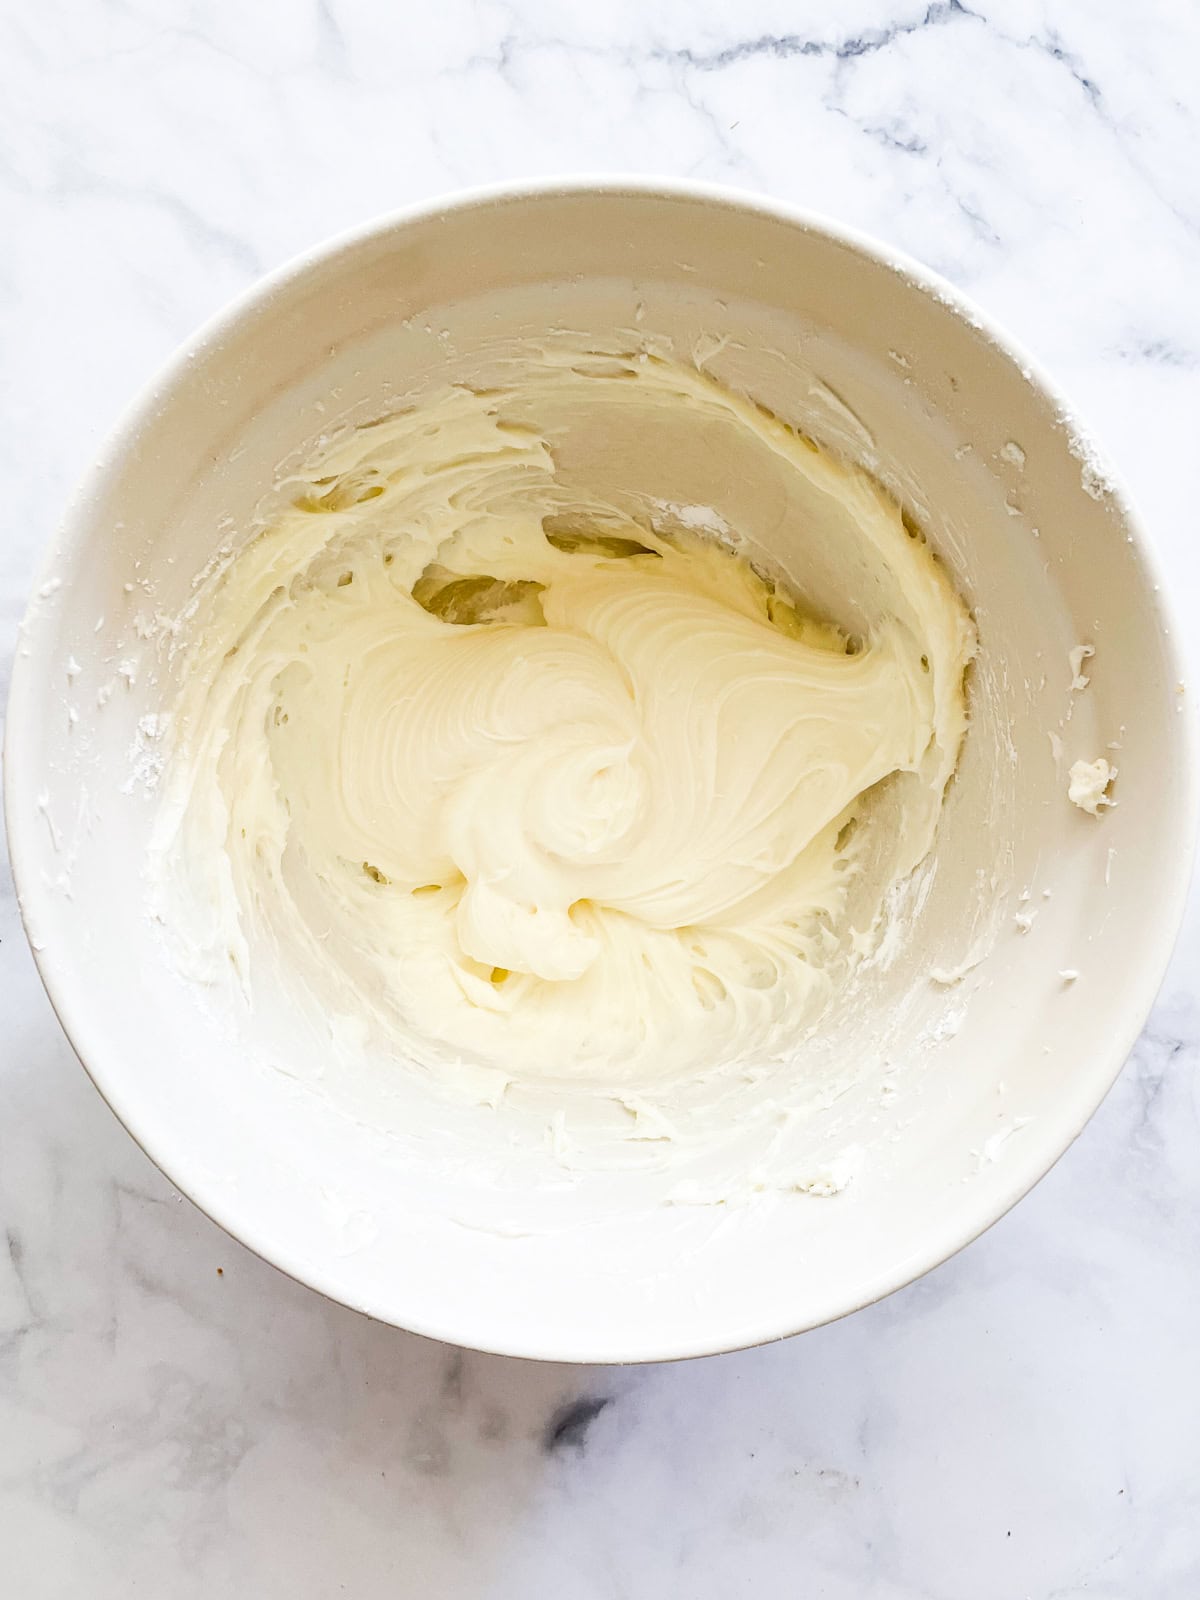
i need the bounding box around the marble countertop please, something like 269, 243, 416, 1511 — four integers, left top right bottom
2, 2, 1198, 1594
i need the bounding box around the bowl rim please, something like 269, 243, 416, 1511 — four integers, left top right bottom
6, 174, 1198, 1364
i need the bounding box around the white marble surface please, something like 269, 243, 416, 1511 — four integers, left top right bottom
2, 1, 1199, 1594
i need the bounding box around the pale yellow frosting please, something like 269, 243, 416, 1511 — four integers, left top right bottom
151, 349, 976, 1089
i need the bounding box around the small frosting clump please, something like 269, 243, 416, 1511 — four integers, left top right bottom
1068, 756, 1116, 816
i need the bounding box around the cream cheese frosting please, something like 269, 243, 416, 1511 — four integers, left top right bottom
151, 347, 977, 1089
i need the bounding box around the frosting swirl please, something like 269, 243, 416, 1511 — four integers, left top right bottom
152, 350, 976, 1087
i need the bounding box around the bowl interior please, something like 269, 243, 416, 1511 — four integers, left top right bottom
8, 187, 1193, 1361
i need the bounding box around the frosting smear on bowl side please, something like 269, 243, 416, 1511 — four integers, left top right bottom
151, 349, 977, 1088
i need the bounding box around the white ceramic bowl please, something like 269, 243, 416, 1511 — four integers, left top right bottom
7, 181, 1196, 1362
